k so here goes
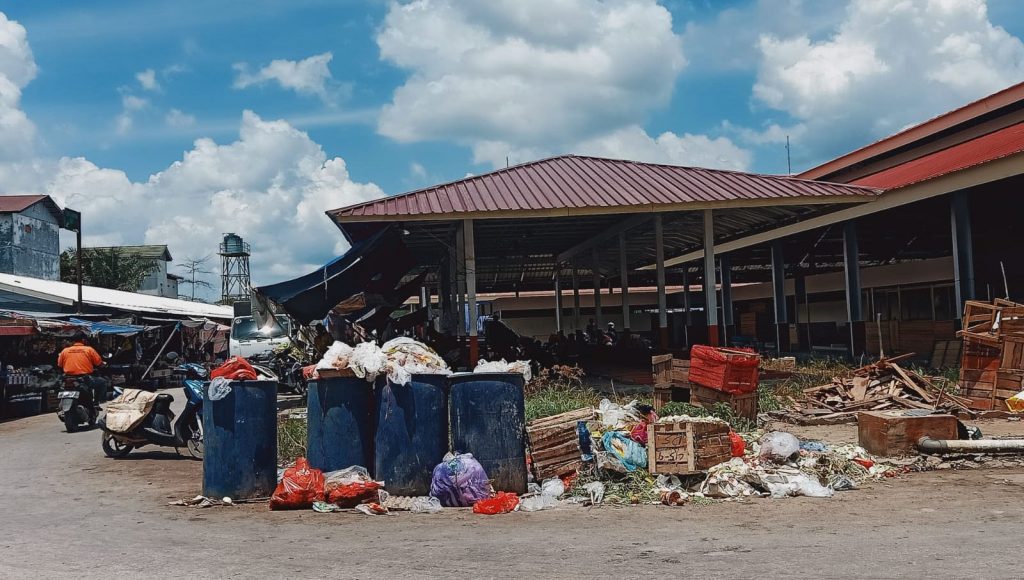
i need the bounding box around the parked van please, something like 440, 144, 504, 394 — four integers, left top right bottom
229, 315, 292, 359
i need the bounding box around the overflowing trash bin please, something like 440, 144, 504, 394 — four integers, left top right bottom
203, 380, 278, 500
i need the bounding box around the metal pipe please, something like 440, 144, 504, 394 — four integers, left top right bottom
917, 437, 1024, 455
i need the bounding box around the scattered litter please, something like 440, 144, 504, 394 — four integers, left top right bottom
583, 482, 605, 505
601, 431, 648, 472
758, 432, 801, 463
597, 398, 642, 430
312, 501, 344, 513
730, 431, 746, 457
208, 377, 232, 401
829, 474, 858, 491
323, 466, 383, 508
473, 492, 520, 515
474, 359, 532, 381
355, 503, 389, 516
168, 495, 230, 508
800, 440, 829, 453
409, 496, 443, 514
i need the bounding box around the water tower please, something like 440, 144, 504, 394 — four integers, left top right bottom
219, 233, 251, 303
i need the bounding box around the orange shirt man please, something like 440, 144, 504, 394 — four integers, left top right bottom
58, 340, 102, 376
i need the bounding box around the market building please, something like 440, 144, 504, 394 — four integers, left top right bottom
305, 81, 1024, 367
0, 195, 62, 281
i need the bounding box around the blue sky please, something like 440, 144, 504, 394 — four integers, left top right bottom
1, 0, 1023, 295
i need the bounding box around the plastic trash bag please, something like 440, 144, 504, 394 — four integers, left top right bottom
799, 440, 829, 453
474, 359, 532, 382
382, 338, 451, 385
473, 492, 520, 515
584, 481, 605, 505
270, 457, 325, 510
211, 356, 258, 381
355, 503, 389, 515
601, 431, 648, 472
410, 496, 443, 514
763, 472, 834, 498
729, 432, 746, 457
430, 453, 492, 507
758, 432, 801, 463
829, 474, 858, 491
208, 377, 232, 401
349, 342, 388, 382
597, 399, 642, 430
540, 478, 565, 498
323, 466, 382, 508
316, 341, 354, 371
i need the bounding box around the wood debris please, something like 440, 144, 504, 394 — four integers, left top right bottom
795, 355, 972, 422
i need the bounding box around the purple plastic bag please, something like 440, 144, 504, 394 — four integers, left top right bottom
430, 453, 492, 507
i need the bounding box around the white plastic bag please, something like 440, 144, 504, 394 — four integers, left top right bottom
316, 341, 354, 370
473, 359, 532, 382
349, 342, 387, 382
409, 496, 443, 514
540, 478, 565, 498
758, 431, 801, 463
597, 398, 642, 430
208, 377, 232, 401
520, 494, 560, 512
583, 481, 605, 505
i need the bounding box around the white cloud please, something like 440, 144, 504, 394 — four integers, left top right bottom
165, 108, 196, 128
576, 125, 752, 171
114, 94, 148, 135
0, 13, 38, 160
750, 0, 1024, 162
376, 0, 747, 170
409, 161, 426, 179
233, 52, 337, 102
135, 68, 159, 91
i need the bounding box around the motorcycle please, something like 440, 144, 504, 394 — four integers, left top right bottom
57, 374, 101, 433
98, 363, 207, 459
249, 348, 308, 396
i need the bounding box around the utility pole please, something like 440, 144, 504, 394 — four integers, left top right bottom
786, 135, 792, 175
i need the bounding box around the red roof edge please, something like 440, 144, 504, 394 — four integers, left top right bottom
799, 81, 1024, 181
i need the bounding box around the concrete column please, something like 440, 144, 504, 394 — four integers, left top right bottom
455, 222, 466, 337
554, 270, 562, 333
655, 214, 668, 349
951, 190, 975, 324
703, 209, 719, 347
843, 220, 865, 358
682, 268, 692, 347
771, 239, 788, 354
592, 248, 603, 329
720, 254, 733, 345
439, 256, 452, 333
795, 274, 811, 351
619, 233, 630, 332
572, 268, 581, 332
464, 219, 479, 366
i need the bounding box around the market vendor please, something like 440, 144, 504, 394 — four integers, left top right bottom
57, 334, 107, 403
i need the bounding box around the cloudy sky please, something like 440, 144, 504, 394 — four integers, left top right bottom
1, 0, 1023, 298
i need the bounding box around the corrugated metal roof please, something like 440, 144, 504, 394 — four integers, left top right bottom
85, 244, 173, 261
852, 122, 1024, 190
0, 273, 233, 320
0, 194, 49, 213
329, 155, 878, 222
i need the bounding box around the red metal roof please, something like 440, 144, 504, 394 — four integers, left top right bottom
0, 195, 50, 213
800, 81, 1024, 180
851, 122, 1024, 190
329, 155, 878, 222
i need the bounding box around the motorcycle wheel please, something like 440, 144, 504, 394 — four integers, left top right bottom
292, 382, 307, 397
101, 433, 133, 458
186, 425, 204, 460
64, 406, 82, 433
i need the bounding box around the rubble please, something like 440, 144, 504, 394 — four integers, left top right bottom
787, 355, 972, 423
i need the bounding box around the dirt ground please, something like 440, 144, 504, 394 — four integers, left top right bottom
3, 399, 1024, 579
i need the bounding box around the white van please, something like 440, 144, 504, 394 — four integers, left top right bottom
229, 315, 292, 359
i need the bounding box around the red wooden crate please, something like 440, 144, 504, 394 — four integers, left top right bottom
688, 345, 760, 395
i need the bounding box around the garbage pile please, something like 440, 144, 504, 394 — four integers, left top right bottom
474, 358, 532, 381
782, 355, 971, 424
313, 338, 450, 385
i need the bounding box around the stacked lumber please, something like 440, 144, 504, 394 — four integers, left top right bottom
958, 299, 1024, 410
792, 355, 971, 422
526, 408, 594, 480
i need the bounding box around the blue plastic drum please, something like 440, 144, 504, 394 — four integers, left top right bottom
449, 372, 528, 494
375, 374, 449, 496
306, 376, 375, 474
202, 380, 278, 499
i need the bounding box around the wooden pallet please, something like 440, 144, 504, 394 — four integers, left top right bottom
526, 407, 594, 480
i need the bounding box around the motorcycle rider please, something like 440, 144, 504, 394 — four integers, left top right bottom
57, 334, 106, 404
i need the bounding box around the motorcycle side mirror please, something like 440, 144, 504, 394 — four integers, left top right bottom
165, 351, 180, 362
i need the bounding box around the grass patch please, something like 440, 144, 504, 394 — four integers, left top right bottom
277, 417, 307, 466
658, 400, 757, 432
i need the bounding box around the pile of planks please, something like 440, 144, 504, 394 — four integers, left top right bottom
793, 354, 972, 422
526, 407, 595, 480
958, 299, 1024, 410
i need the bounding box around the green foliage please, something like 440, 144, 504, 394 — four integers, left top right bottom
658, 400, 757, 432
524, 365, 648, 421
59, 247, 160, 292
277, 417, 307, 465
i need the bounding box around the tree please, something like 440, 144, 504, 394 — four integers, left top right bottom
178, 255, 214, 301
59, 247, 159, 292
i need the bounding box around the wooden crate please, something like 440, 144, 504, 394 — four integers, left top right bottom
671, 358, 690, 385
857, 411, 958, 457
646, 420, 732, 475
652, 354, 673, 389
691, 384, 758, 422
526, 407, 595, 480
930, 340, 962, 369
653, 385, 690, 411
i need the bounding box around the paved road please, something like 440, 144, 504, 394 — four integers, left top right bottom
2, 402, 1023, 579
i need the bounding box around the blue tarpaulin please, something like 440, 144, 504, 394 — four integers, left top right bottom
67, 318, 153, 336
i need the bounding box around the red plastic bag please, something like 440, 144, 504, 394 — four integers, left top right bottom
270, 457, 325, 510
326, 481, 382, 507
473, 492, 520, 515
729, 431, 746, 457
212, 356, 258, 381
630, 422, 649, 445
